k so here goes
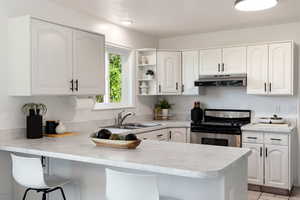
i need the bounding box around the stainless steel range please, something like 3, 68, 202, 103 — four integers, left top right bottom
191, 109, 251, 147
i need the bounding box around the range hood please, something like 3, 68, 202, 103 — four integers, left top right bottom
194, 74, 247, 87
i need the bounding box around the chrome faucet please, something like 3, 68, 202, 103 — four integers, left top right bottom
116, 110, 135, 126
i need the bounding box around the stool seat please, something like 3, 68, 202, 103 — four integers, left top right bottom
11, 154, 70, 200
106, 168, 181, 200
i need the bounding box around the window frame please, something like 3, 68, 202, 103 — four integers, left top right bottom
93, 43, 136, 110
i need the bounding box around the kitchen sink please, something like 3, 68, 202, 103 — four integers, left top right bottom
106, 123, 161, 130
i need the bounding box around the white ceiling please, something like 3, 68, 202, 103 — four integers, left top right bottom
51, 0, 300, 38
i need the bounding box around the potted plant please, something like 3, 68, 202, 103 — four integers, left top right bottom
145, 70, 154, 80
157, 99, 172, 119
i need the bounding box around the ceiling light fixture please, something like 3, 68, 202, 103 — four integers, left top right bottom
121, 19, 133, 26
234, 0, 278, 11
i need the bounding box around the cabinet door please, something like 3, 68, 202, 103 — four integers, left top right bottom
31, 19, 73, 95
169, 128, 187, 143
157, 51, 182, 94
265, 145, 289, 189
182, 51, 199, 95
268, 42, 293, 95
73, 31, 105, 95
243, 143, 264, 185
246, 45, 269, 94
222, 47, 246, 74
199, 49, 221, 75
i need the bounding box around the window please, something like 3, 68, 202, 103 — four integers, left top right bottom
94, 45, 134, 110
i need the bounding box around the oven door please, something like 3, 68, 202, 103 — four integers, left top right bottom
191, 132, 241, 147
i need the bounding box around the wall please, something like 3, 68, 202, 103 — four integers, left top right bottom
0, 0, 158, 130
159, 22, 300, 118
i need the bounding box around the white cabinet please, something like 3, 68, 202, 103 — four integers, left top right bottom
265, 145, 289, 189
243, 143, 264, 185
199, 49, 221, 75
73, 30, 105, 95
31, 19, 73, 95
242, 131, 293, 191
9, 16, 105, 96
246, 45, 269, 94
199, 47, 246, 75
157, 51, 182, 95
182, 51, 199, 95
268, 43, 293, 95
222, 47, 246, 74
169, 128, 187, 143
247, 42, 293, 95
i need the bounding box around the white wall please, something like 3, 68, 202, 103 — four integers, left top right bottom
0, 0, 158, 130
159, 22, 300, 118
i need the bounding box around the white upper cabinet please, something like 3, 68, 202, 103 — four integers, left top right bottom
265, 145, 289, 189
31, 19, 73, 95
247, 42, 294, 95
9, 16, 105, 96
222, 47, 246, 74
199, 49, 221, 75
157, 51, 182, 95
268, 42, 293, 95
247, 45, 269, 95
73, 30, 105, 95
182, 51, 199, 95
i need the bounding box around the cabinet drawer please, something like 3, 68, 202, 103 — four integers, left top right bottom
264, 134, 288, 146
137, 129, 170, 141
242, 132, 263, 143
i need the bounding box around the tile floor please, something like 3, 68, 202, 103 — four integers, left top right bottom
248, 188, 300, 200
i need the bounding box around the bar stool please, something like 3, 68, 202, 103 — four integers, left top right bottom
106, 168, 179, 200
11, 154, 70, 200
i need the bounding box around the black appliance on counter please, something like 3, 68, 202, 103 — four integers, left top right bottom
191, 109, 251, 147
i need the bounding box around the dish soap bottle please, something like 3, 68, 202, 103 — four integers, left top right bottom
191, 102, 203, 124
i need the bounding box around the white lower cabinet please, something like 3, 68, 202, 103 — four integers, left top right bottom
169, 128, 187, 143
138, 128, 187, 143
243, 143, 264, 185
265, 145, 289, 189
242, 131, 293, 190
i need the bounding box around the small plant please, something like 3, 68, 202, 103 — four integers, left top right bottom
22, 103, 47, 116
145, 70, 154, 76
156, 99, 172, 109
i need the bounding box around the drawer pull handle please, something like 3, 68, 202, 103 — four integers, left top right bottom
260, 147, 262, 157
157, 134, 163, 137
247, 137, 257, 140
270, 138, 282, 141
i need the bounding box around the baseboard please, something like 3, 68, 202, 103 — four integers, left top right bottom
248, 184, 292, 196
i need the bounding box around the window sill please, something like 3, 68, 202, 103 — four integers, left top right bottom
93, 103, 136, 111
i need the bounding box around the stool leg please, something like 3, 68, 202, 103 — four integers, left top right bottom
58, 187, 66, 200
22, 188, 31, 200
42, 192, 47, 200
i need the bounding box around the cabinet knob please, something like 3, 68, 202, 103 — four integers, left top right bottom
218, 64, 221, 72
176, 82, 179, 90
221, 63, 225, 72
264, 82, 267, 92
182, 84, 185, 93
269, 83, 272, 93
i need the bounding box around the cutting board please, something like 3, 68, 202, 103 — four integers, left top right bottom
44, 132, 79, 138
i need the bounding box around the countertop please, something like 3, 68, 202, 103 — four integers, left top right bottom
241, 123, 295, 133
0, 130, 250, 179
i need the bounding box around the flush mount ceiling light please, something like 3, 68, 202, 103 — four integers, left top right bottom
121, 19, 133, 26
234, 0, 278, 11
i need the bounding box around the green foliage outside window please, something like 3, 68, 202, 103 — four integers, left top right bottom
109, 54, 122, 103
96, 53, 122, 103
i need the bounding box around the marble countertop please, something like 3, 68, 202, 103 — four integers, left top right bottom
242, 123, 295, 133
0, 131, 250, 178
